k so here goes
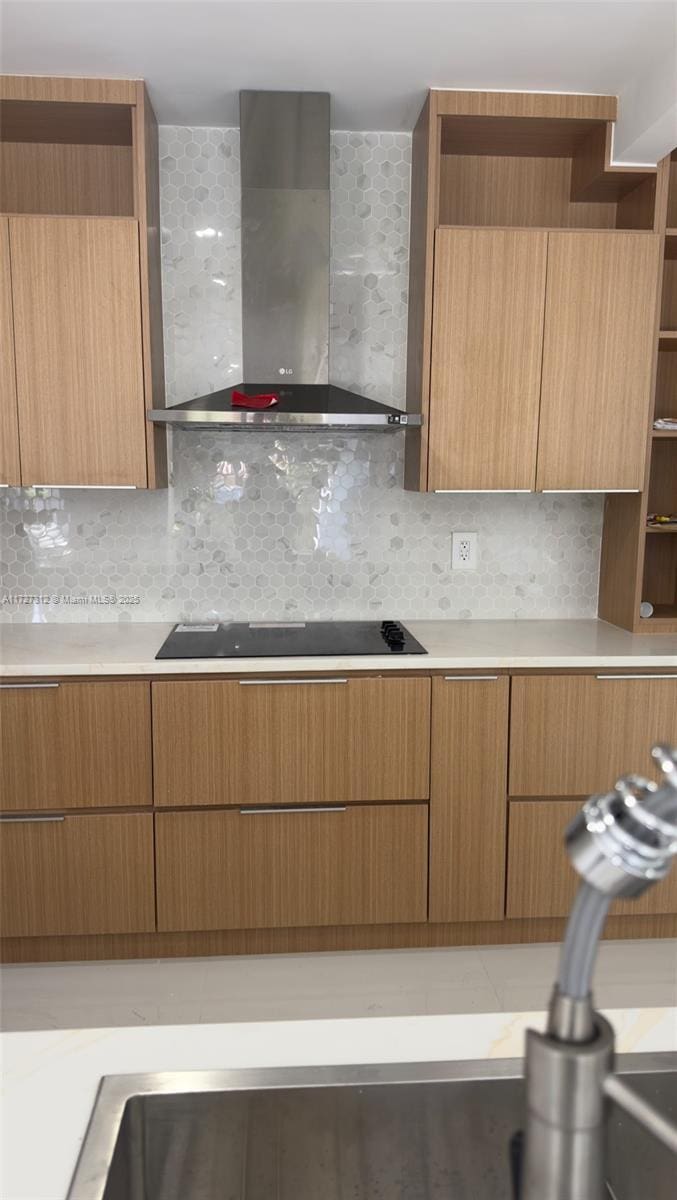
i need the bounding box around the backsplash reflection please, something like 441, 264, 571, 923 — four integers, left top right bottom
0, 126, 603, 624
0, 434, 602, 623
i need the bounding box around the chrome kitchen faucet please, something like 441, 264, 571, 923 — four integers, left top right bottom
518, 744, 677, 1199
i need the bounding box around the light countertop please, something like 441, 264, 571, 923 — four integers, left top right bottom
2, 1007, 675, 1200
1, 619, 676, 677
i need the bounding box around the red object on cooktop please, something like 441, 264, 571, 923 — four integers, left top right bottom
231, 390, 279, 409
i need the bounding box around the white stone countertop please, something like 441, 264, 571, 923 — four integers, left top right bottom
1, 619, 676, 677
1, 1007, 675, 1200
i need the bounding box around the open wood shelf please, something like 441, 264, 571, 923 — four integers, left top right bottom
0, 96, 135, 217
653, 430, 677, 438
646, 525, 677, 533
436, 107, 657, 231
665, 229, 677, 259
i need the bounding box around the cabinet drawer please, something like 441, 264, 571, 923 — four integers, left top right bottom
506, 800, 677, 919
152, 677, 431, 808
0, 681, 152, 811
156, 804, 429, 932
0, 812, 155, 937
509, 675, 677, 797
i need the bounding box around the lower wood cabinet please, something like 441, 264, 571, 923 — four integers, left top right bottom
506, 800, 677, 919
155, 804, 429, 932
0, 813, 155, 937
429, 676, 509, 922
0, 680, 152, 811
509, 674, 677, 797
152, 677, 431, 808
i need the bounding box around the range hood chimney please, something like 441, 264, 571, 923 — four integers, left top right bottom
149, 90, 421, 432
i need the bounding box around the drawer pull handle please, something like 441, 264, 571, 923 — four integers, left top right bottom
238, 678, 348, 686
239, 806, 347, 815
443, 675, 499, 681
0, 815, 65, 824
0, 683, 60, 690
595, 674, 677, 681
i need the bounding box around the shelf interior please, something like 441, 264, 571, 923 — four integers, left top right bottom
0, 98, 135, 217
654, 350, 677, 419
437, 115, 656, 231
660, 257, 677, 331
667, 152, 677, 228
647, 439, 677, 514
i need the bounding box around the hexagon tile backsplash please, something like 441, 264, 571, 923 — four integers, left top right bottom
0, 127, 603, 624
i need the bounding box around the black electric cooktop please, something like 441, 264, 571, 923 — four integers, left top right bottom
156, 621, 427, 659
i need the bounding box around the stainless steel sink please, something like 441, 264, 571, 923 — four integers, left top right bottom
68, 1053, 676, 1199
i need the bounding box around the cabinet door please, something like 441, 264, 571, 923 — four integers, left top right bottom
0, 812, 155, 937
506, 800, 677, 918
156, 804, 428, 932
429, 676, 509, 923
0, 217, 21, 485
152, 677, 431, 808
509, 674, 677, 797
0, 681, 152, 811
9, 216, 147, 486
537, 231, 661, 491
428, 228, 547, 491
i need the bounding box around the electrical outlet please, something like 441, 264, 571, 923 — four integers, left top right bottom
451, 532, 478, 570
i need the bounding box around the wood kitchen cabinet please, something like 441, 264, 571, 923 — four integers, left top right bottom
155, 804, 429, 932
152, 677, 431, 808
0, 680, 152, 811
506, 800, 677, 918
9, 216, 147, 486
509, 674, 677, 797
0, 74, 167, 487
425, 230, 659, 493
405, 90, 661, 495
0, 812, 155, 937
0, 217, 20, 486
428, 230, 547, 491
536, 232, 661, 491
429, 675, 509, 922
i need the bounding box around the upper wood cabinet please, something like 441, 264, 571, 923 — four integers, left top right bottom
428, 230, 546, 491
537, 232, 661, 491
405, 90, 661, 494
509, 674, 677, 797
0, 217, 20, 486
0, 680, 152, 811
422, 230, 660, 493
152, 677, 431, 808
429, 675, 509, 923
0, 75, 167, 488
10, 216, 147, 486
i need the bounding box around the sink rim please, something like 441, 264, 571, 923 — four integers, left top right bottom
67, 1050, 677, 1200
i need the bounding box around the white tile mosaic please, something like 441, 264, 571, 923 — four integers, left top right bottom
0, 127, 603, 624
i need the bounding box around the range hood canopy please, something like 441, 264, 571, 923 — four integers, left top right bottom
149, 90, 421, 432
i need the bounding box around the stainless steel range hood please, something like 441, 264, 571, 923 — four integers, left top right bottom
149, 91, 420, 432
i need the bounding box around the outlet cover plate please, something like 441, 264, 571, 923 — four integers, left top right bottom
451, 531, 478, 570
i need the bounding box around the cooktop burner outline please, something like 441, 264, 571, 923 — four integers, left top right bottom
156, 620, 427, 659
